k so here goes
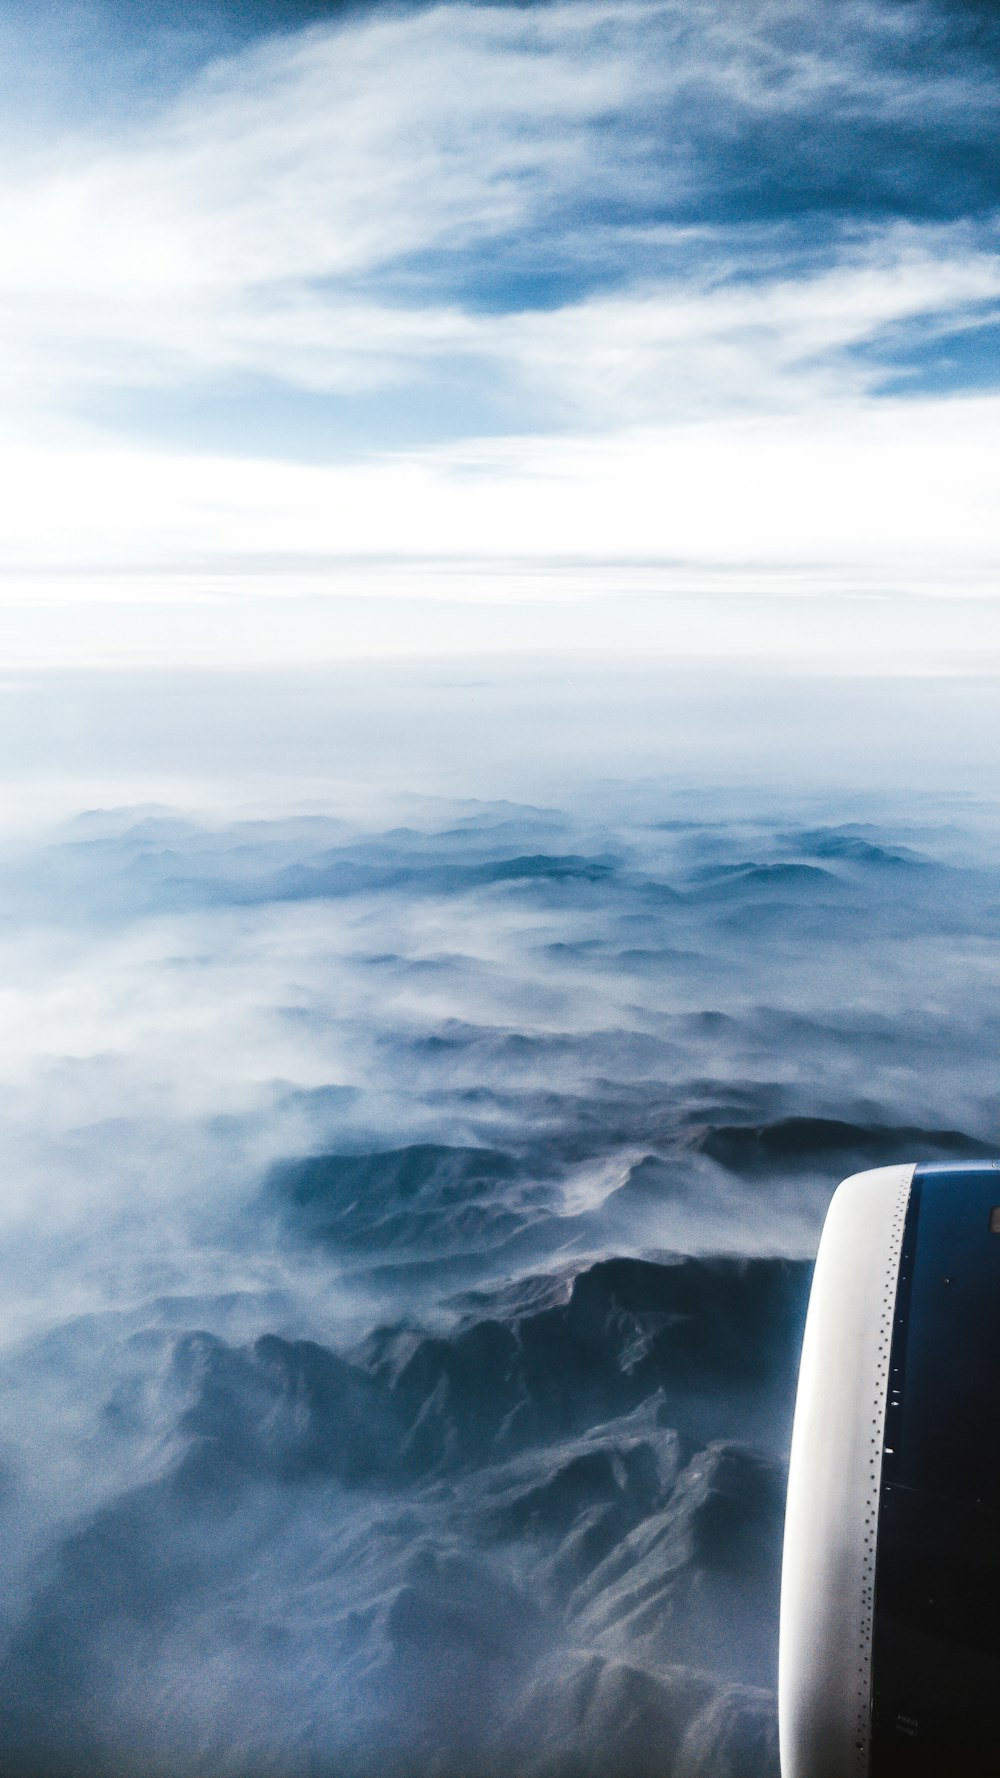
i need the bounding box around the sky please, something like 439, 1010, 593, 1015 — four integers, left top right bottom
2, 0, 999, 668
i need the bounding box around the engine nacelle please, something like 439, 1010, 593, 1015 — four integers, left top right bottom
780, 1161, 1000, 1777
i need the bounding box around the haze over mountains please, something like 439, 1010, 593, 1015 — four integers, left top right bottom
0, 770, 997, 1777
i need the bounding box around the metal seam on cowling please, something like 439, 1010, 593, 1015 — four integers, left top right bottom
855, 1169, 911, 1775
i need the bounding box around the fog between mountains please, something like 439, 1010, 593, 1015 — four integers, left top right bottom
0, 787, 996, 1776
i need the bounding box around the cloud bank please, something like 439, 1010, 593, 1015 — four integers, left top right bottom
0, 743, 999, 1774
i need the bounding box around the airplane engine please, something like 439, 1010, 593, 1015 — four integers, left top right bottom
779, 1161, 1000, 1777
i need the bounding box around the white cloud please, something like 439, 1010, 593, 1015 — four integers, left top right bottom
5, 391, 1000, 571
0, 393, 997, 671
488, 237, 1000, 422
0, 0, 996, 666
0, 0, 996, 416
0, 3, 646, 397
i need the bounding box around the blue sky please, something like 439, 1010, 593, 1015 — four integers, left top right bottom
2, 0, 999, 664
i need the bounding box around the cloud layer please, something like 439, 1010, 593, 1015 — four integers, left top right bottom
0, 750, 999, 1774
1, 0, 998, 630
8, 0, 1000, 420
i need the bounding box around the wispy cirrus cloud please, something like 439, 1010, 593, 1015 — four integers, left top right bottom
4, 0, 1000, 418
1, 0, 998, 653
